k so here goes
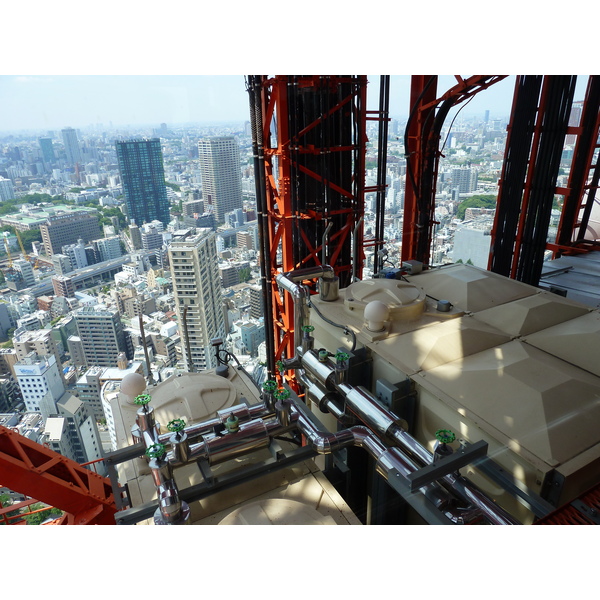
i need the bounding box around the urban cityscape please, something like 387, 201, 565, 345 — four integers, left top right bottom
0, 75, 586, 524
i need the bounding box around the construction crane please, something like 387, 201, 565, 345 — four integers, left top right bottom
14, 229, 29, 262
2, 232, 12, 268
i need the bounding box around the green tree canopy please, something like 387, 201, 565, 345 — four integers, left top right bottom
22, 503, 62, 525
456, 194, 497, 221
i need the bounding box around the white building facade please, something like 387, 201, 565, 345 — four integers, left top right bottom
168, 228, 226, 372
14, 353, 65, 418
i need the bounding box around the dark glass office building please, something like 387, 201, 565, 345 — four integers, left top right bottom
115, 139, 170, 226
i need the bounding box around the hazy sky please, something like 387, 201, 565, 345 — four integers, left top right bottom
0, 74, 524, 133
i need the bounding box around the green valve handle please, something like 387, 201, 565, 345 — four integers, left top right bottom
134, 394, 152, 406
276, 360, 285, 372
225, 414, 239, 432
435, 429, 456, 444
302, 325, 315, 334
167, 418, 186, 433
274, 388, 290, 401
336, 352, 350, 363
263, 380, 278, 393
146, 443, 166, 459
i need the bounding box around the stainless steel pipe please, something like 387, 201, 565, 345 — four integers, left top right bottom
186, 415, 298, 467
157, 401, 273, 446
276, 266, 337, 360
296, 350, 520, 524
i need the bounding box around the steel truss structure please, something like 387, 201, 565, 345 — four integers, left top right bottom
247, 75, 371, 381
0, 424, 118, 525
3, 74, 600, 525
489, 75, 600, 284
401, 75, 508, 266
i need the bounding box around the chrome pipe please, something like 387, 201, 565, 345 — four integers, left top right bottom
158, 401, 272, 446
276, 266, 336, 359
338, 383, 403, 441
148, 456, 185, 524
136, 405, 156, 434
293, 406, 458, 518
322, 222, 333, 266
187, 415, 298, 466
352, 216, 364, 283
302, 349, 337, 391
339, 385, 519, 524
291, 379, 518, 524
170, 431, 190, 464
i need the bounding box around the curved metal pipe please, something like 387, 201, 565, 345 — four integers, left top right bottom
297, 352, 519, 524
292, 405, 476, 524
276, 266, 336, 360
184, 414, 299, 467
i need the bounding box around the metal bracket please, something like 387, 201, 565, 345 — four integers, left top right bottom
570, 499, 600, 524
406, 440, 488, 491
384, 467, 455, 525
540, 469, 565, 507
196, 458, 214, 485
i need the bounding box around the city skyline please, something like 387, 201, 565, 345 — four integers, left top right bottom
0, 75, 524, 134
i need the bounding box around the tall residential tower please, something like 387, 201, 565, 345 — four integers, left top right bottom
74, 307, 128, 367
168, 228, 226, 372
115, 139, 170, 227
198, 137, 242, 224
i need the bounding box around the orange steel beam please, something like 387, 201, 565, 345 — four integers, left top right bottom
256, 75, 368, 379
555, 76, 600, 251
509, 78, 550, 279
0, 425, 118, 525
402, 75, 506, 265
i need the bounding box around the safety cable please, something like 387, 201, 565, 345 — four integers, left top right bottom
308, 298, 357, 352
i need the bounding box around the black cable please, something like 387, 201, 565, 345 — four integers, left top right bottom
308, 299, 357, 352
440, 95, 475, 153
217, 348, 263, 393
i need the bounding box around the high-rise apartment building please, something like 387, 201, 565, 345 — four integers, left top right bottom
52, 275, 76, 298
75, 366, 105, 420
14, 352, 65, 418
168, 229, 226, 372
62, 239, 89, 271
74, 307, 128, 368
52, 253, 73, 276
56, 394, 104, 470
0, 177, 15, 202
248, 284, 264, 319
40, 211, 101, 256
13, 329, 63, 371
61, 127, 82, 165
92, 236, 122, 262
452, 167, 478, 194
115, 139, 170, 227
141, 226, 163, 251
198, 137, 243, 224
12, 259, 35, 288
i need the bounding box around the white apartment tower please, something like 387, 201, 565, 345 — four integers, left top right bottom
62, 239, 88, 270
74, 306, 128, 367
198, 137, 243, 224
14, 352, 65, 418
0, 177, 15, 202
12, 259, 36, 288
169, 228, 226, 372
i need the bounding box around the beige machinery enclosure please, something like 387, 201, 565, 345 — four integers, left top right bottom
309, 264, 600, 523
